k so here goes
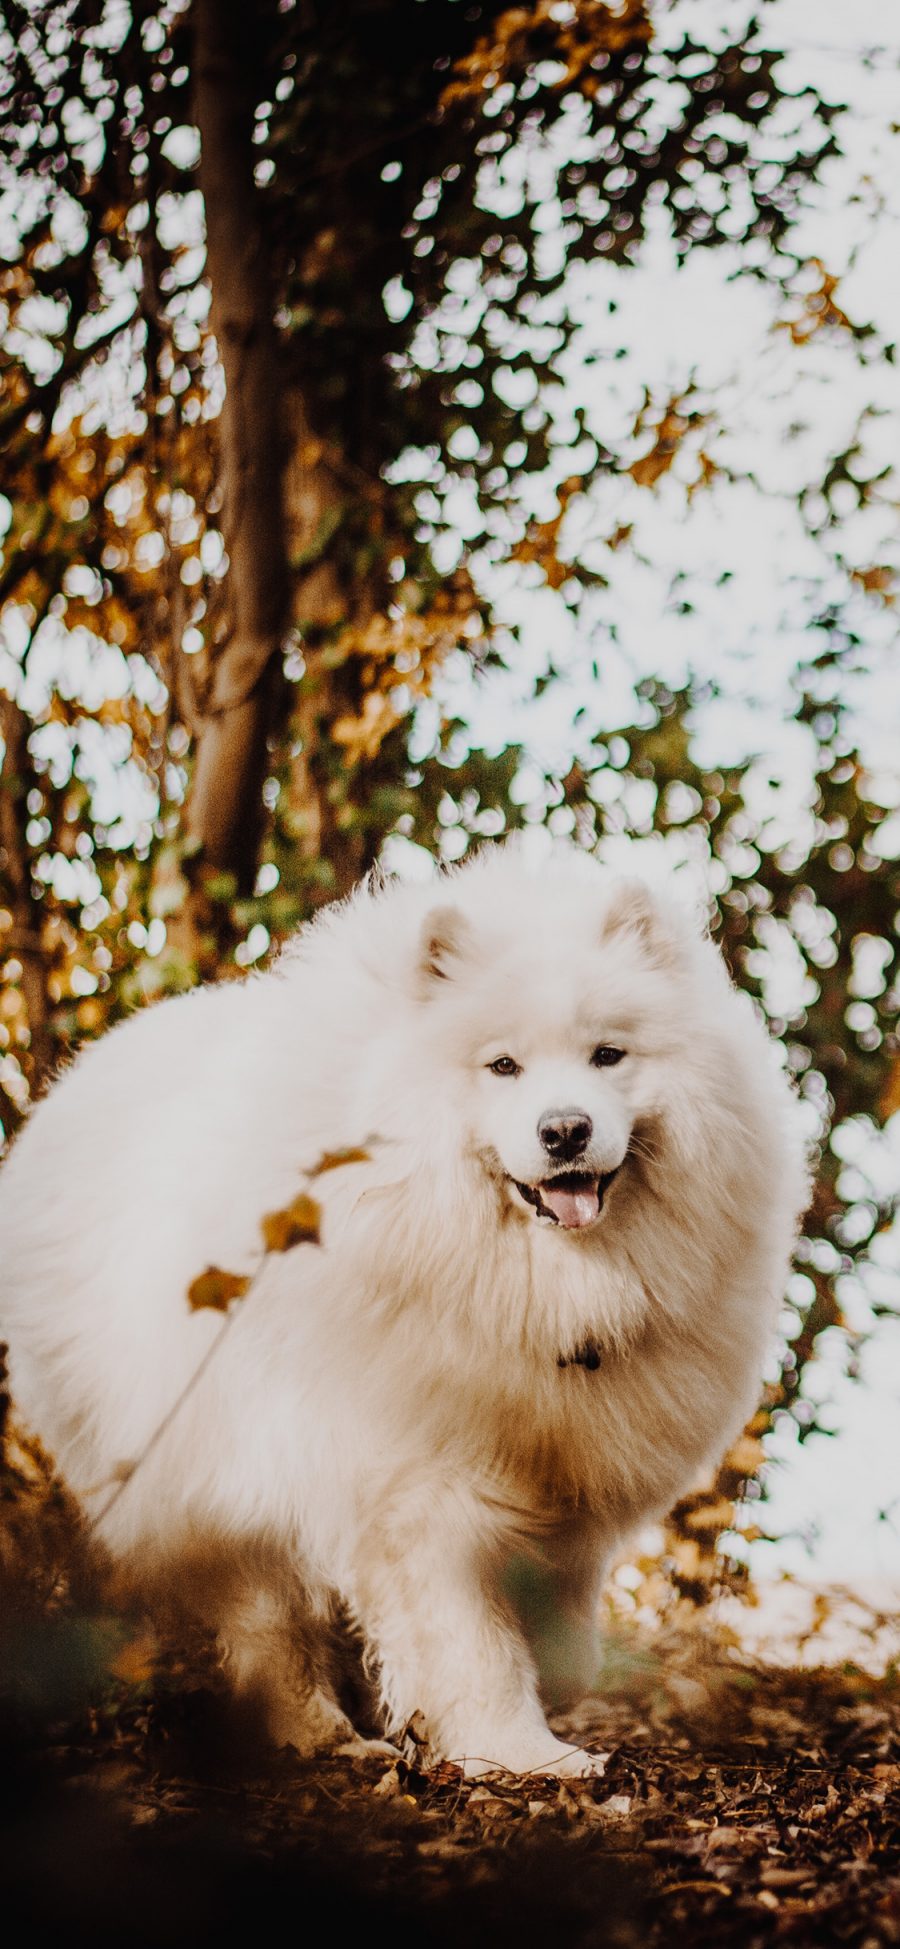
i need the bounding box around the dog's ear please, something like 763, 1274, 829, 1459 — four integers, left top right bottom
600, 880, 684, 970
418, 904, 474, 991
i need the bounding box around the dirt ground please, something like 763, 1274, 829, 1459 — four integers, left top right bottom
3, 1622, 898, 1948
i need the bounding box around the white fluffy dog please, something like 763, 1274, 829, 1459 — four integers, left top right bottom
0, 844, 807, 1775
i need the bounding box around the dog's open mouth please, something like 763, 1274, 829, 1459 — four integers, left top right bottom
512, 1168, 620, 1230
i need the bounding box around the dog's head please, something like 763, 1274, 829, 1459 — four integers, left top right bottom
414, 861, 708, 1235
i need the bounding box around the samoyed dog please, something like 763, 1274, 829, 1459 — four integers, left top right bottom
0, 843, 807, 1776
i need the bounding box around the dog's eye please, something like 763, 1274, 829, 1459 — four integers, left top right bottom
488, 1056, 522, 1078
591, 1045, 625, 1068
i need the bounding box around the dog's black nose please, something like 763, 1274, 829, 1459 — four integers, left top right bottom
538, 1111, 593, 1162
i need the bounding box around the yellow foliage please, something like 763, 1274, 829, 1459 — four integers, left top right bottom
333, 690, 404, 763
330, 588, 483, 762
625, 388, 719, 497
728, 1433, 766, 1477
686, 450, 721, 501
669, 1536, 704, 1582
441, 0, 652, 107
511, 476, 583, 588
678, 1496, 736, 1539
852, 565, 895, 604
0, 986, 24, 1022
778, 260, 853, 345
879, 1057, 900, 1120
75, 998, 104, 1033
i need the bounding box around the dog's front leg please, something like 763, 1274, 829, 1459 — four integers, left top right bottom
352, 1484, 605, 1779
510, 1515, 611, 1709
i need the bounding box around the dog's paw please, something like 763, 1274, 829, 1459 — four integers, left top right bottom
334, 1734, 403, 1763
271, 1691, 383, 1760
453, 1736, 608, 1780
527, 1741, 608, 1781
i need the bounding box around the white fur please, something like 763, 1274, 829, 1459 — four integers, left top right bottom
0, 843, 808, 1775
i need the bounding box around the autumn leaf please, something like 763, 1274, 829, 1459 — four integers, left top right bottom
510, 477, 583, 588
441, 0, 651, 106
309, 1145, 371, 1176
879, 1057, 900, 1120
333, 691, 404, 763
677, 1495, 737, 1538
629, 447, 678, 489
852, 565, 895, 603
186, 1266, 251, 1312
261, 1191, 322, 1252
777, 260, 853, 344
686, 450, 721, 501
727, 1433, 766, 1477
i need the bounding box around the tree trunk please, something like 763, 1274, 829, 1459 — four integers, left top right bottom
188, 0, 289, 895
280, 400, 387, 905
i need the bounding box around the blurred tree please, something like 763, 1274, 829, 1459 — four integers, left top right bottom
0, 0, 841, 1029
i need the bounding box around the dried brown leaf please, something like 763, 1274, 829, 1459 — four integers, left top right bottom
186, 1266, 251, 1312
261, 1192, 322, 1252
309, 1146, 371, 1177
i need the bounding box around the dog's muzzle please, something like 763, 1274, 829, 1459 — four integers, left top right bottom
511, 1167, 620, 1230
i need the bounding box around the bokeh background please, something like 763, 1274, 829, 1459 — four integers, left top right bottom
1, 0, 898, 1636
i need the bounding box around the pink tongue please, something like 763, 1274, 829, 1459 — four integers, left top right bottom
540, 1180, 599, 1229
